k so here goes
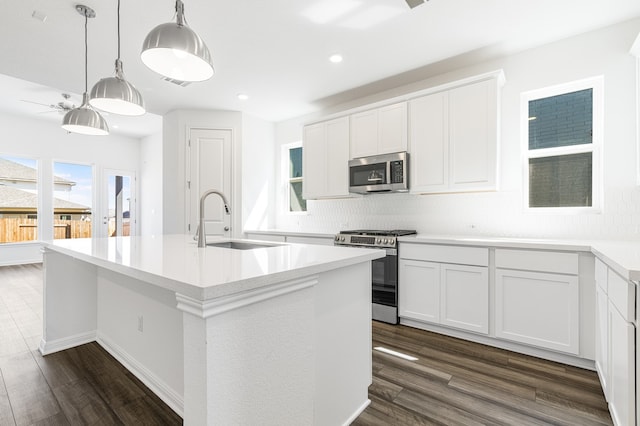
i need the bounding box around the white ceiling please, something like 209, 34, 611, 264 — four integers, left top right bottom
1, 0, 640, 138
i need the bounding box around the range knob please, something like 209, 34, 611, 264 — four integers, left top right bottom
376, 238, 382, 244
334, 235, 339, 242
340, 236, 346, 242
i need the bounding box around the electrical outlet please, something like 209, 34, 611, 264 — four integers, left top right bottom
137, 315, 143, 333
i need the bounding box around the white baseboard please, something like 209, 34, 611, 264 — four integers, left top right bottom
96, 332, 184, 418
343, 399, 371, 426
39, 331, 96, 355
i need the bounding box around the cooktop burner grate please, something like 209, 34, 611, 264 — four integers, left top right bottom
339, 230, 417, 237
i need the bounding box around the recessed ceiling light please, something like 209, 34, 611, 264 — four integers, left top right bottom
329, 54, 343, 63
237, 93, 249, 101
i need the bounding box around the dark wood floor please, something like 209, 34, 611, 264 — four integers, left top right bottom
355, 321, 613, 426
0, 263, 181, 425
1, 263, 612, 425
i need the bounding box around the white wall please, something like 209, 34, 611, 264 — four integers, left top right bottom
0, 112, 142, 264
242, 115, 276, 232
139, 131, 163, 236
274, 19, 640, 240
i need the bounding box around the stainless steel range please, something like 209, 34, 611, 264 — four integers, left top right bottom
334, 229, 417, 324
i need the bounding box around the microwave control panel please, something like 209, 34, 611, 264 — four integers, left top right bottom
390, 160, 404, 184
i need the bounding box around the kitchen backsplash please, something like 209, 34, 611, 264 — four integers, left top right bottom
276, 186, 640, 240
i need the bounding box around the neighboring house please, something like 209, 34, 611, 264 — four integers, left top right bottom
0, 158, 91, 220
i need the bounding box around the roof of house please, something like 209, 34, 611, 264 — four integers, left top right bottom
0, 185, 90, 211
0, 158, 75, 186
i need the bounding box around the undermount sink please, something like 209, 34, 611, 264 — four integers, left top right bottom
206, 241, 283, 250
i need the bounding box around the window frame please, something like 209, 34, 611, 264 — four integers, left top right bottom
521, 77, 603, 214
281, 141, 307, 214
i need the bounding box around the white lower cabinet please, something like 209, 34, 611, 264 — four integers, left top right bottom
399, 244, 489, 334
609, 300, 635, 426
440, 264, 489, 334
594, 258, 636, 426
495, 249, 580, 355
595, 284, 609, 395
495, 269, 579, 354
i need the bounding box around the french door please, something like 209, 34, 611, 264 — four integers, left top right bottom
100, 169, 136, 238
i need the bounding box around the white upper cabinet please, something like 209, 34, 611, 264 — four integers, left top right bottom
303, 116, 350, 199
350, 102, 407, 159
410, 76, 501, 194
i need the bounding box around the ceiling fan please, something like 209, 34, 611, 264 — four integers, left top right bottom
21, 93, 78, 114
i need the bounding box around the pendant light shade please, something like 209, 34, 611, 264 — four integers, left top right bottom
90, 60, 145, 115
62, 5, 109, 136
90, 0, 145, 115
63, 93, 110, 136
140, 0, 214, 82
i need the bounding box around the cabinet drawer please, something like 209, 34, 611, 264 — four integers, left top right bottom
608, 269, 635, 322
400, 244, 488, 267
495, 249, 578, 275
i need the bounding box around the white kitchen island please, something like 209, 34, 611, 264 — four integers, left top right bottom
40, 235, 384, 425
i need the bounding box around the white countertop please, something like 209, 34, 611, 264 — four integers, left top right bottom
43, 235, 384, 300
244, 229, 335, 239
399, 234, 640, 281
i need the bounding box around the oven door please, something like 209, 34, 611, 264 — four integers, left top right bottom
371, 248, 397, 307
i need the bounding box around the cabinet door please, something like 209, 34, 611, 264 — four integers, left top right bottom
378, 102, 407, 155
595, 285, 609, 398
324, 117, 350, 197
302, 123, 327, 199
440, 264, 489, 334
350, 110, 378, 159
448, 79, 498, 191
399, 259, 440, 323
495, 269, 579, 354
409, 92, 448, 193
608, 301, 635, 426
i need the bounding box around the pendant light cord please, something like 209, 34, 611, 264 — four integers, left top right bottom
84, 12, 88, 93
117, 0, 121, 60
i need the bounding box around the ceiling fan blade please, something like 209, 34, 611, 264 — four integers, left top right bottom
21, 99, 52, 108
405, 0, 425, 8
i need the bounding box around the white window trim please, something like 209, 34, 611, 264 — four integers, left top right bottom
281, 141, 307, 215
521, 76, 603, 214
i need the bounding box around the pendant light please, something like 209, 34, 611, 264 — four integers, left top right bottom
140, 0, 214, 82
62, 5, 109, 136
89, 0, 145, 116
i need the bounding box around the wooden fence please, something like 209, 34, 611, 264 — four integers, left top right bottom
0, 218, 92, 243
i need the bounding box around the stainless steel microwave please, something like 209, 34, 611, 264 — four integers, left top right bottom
349, 152, 409, 194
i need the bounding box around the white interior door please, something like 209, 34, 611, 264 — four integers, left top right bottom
101, 169, 136, 238
187, 128, 232, 238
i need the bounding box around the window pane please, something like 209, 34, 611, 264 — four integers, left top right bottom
289, 181, 306, 212
108, 175, 132, 236
529, 88, 592, 150
53, 162, 92, 239
289, 147, 303, 178
529, 153, 592, 208
0, 156, 38, 243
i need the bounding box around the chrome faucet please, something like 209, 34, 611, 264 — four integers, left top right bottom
196, 190, 231, 247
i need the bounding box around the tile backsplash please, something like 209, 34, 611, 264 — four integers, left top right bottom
276, 186, 640, 240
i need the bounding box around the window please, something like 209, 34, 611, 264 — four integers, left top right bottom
0, 156, 39, 243
53, 162, 93, 239
283, 142, 307, 213
523, 78, 602, 211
